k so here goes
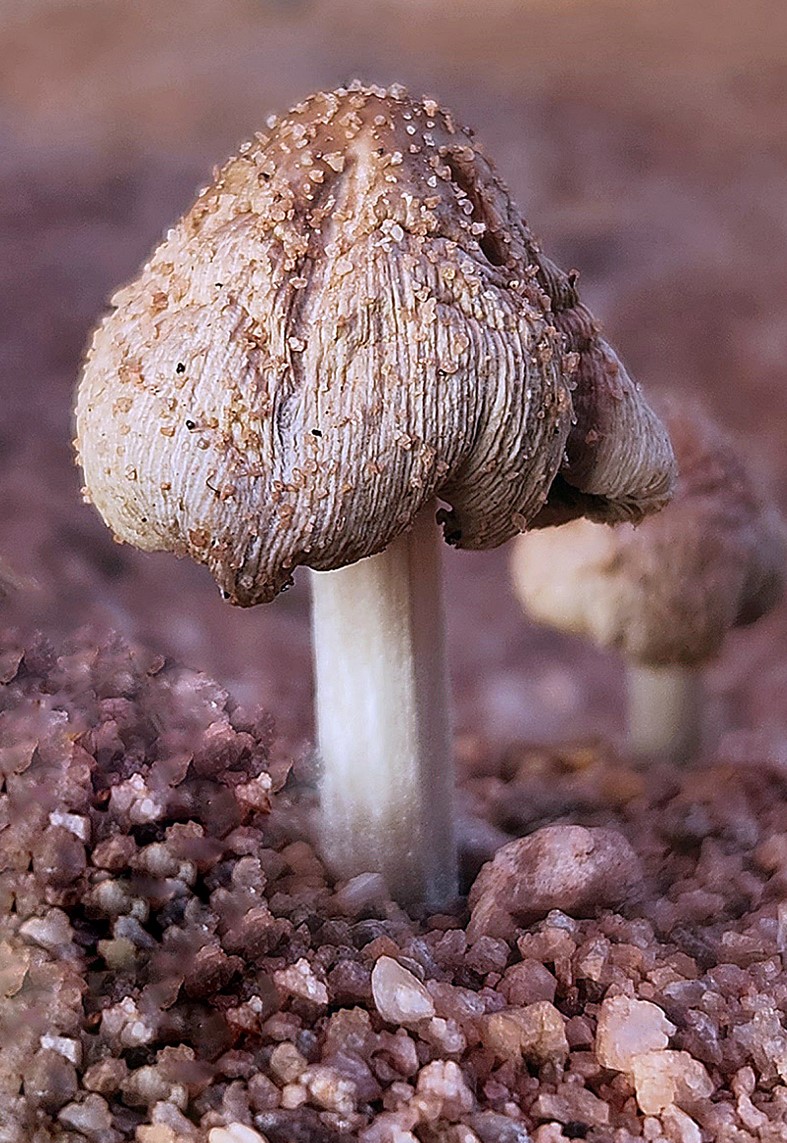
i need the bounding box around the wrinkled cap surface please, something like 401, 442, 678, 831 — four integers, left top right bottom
76, 83, 675, 605
512, 402, 786, 665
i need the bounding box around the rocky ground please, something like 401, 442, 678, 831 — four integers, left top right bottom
4, 629, 787, 1142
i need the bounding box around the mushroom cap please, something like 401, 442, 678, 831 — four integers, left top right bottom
512, 402, 786, 665
76, 83, 675, 606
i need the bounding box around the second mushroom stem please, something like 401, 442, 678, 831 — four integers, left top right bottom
310, 502, 457, 909
626, 662, 703, 765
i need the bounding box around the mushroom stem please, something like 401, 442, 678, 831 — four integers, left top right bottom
625, 663, 703, 764
310, 502, 456, 908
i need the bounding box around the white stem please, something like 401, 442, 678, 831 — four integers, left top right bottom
626, 663, 703, 764
310, 503, 456, 908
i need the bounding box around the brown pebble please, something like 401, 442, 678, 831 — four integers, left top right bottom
531, 1084, 611, 1127
24, 1049, 78, 1112
468, 825, 644, 939
484, 1002, 569, 1064
498, 960, 557, 1007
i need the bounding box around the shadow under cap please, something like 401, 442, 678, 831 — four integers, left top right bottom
76, 82, 675, 607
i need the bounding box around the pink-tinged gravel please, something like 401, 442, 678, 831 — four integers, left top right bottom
3, 629, 787, 1141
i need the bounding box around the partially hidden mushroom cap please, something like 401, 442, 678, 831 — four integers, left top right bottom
76, 82, 675, 606
527, 266, 676, 530
512, 401, 786, 666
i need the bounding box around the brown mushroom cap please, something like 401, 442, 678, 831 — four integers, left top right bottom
76, 83, 674, 606
512, 402, 786, 665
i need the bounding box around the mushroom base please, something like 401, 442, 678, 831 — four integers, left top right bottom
310, 503, 457, 908
626, 662, 703, 764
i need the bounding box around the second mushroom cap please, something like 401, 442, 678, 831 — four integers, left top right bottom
512, 402, 785, 665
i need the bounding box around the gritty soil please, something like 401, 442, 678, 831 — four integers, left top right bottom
4, 629, 787, 1143
1, 1, 787, 1140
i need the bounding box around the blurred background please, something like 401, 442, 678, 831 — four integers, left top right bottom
1, 0, 785, 752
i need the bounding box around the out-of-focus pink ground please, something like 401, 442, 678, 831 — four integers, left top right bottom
1, 0, 785, 753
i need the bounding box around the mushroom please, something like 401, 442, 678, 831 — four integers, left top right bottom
511, 402, 785, 764
75, 83, 675, 906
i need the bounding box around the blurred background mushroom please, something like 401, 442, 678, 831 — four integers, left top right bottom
511, 402, 786, 764
75, 85, 674, 905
